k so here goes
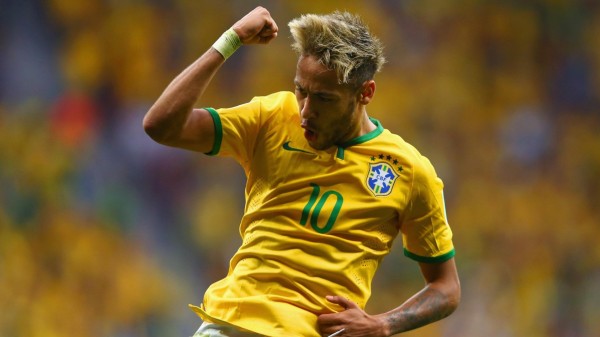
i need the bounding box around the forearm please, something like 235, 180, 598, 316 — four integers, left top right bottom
143, 48, 224, 143
379, 283, 460, 335
143, 7, 277, 148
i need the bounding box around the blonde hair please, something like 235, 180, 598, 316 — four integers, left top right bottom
288, 11, 385, 87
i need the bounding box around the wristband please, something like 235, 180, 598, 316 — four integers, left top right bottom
212, 28, 242, 60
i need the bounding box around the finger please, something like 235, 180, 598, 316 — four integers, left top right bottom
258, 19, 278, 43
258, 32, 277, 44
317, 318, 345, 337
259, 28, 274, 37
233, 6, 276, 43
326, 328, 346, 337
326, 295, 359, 310
267, 18, 278, 35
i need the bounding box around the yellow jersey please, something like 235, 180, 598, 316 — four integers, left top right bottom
189, 91, 454, 337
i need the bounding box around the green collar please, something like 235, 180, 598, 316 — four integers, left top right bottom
336, 117, 383, 159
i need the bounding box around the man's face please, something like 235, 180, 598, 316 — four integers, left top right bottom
294, 55, 362, 151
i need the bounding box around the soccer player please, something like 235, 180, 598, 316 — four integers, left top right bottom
143, 6, 460, 337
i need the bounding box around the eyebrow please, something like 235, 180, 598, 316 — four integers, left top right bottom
293, 81, 337, 98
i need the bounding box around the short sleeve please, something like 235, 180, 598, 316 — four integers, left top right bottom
205, 98, 263, 165
205, 92, 297, 167
401, 156, 455, 263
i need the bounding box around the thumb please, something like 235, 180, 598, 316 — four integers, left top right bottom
326, 295, 360, 310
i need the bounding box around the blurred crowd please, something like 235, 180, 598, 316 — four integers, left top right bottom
1, 1, 599, 336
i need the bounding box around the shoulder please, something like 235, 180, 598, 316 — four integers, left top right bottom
378, 130, 431, 165
216, 91, 297, 128
376, 129, 441, 187
250, 91, 298, 113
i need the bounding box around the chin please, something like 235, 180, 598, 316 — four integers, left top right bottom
307, 143, 321, 151
310, 141, 333, 151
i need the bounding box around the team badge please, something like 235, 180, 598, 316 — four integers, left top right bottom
366, 162, 398, 196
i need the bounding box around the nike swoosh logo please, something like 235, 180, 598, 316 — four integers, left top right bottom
282, 141, 315, 154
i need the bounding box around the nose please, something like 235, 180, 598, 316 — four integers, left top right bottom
299, 96, 315, 120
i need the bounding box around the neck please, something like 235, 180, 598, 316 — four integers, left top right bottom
359, 111, 376, 135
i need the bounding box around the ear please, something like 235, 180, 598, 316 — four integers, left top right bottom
358, 80, 376, 105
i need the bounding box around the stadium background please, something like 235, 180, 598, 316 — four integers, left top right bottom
1, 0, 599, 336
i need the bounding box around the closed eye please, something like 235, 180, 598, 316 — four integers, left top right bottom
294, 82, 337, 102
295, 87, 306, 96
316, 94, 334, 102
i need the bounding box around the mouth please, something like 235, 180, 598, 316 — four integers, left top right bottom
301, 122, 318, 142
304, 129, 317, 142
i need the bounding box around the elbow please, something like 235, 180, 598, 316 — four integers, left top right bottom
142, 112, 169, 144
447, 289, 461, 316
142, 115, 160, 141
444, 278, 461, 316
430, 275, 461, 319
441, 261, 461, 316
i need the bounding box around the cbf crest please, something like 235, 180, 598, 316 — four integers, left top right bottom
366, 162, 398, 196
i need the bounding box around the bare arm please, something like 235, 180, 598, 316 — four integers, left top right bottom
142, 6, 278, 152
381, 258, 461, 334
318, 258, 460, 337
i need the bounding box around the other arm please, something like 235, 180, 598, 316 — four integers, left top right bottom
142, 6, 278, 152
382, 257, 461, 334
318, 258, 460, 337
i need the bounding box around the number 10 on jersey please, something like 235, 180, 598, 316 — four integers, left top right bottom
300, 183, 344, 234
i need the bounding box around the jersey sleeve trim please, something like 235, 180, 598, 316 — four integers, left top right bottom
204, 107, 222, 156
403, 248, 455, 263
